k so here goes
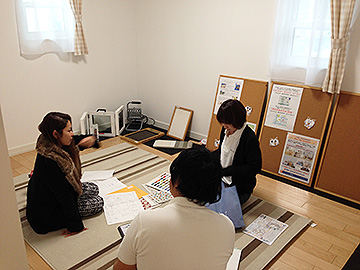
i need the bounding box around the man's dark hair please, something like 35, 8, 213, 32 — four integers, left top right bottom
216, 99, 246, 129
170, 148, 222, 206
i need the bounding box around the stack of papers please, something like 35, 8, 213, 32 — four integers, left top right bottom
81, 170, 126, 197
153, 140, 193, 149
103, 192, 143, 225
81, 170, 150, 225
108, 185, 157, 210
81, 170, 174, 225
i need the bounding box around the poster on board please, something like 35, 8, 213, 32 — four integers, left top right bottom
214, 77, 244, 114
247, 122, 256, 132
278, 133, 319, 184
264, 84, 303, 132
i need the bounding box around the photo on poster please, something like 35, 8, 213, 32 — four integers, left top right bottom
214, 77, 244, 114
278, 133, 319, 184
246, 122, 256, 132
264, 84, 303, 132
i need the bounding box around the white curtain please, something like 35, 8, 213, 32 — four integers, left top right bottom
269, 0, 331, 88
15, 0, 75, 55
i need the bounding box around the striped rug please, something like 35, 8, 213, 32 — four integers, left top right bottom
16, 142, 311, 270
237, 197, 311, 269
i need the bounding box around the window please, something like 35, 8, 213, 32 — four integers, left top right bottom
15, 0, 75, 55
270, 0, 331, 87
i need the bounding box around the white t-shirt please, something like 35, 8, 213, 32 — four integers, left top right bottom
117, 197, 235, 270
220, 125, 245, 185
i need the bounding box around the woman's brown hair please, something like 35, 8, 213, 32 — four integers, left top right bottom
38, 112, 80, 173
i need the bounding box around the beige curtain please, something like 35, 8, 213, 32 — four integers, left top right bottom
69, 0, 88, 56
322, 0, 357, 94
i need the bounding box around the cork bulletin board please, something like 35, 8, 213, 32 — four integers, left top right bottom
205, 75, 268, 152
259, 82, 333, 186
314, 91, 360, 203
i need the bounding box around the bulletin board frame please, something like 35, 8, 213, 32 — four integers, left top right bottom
206, 75, 268, 152
167, 106, 193, 141
258, 81, 334, 187
314, 91, 360, 203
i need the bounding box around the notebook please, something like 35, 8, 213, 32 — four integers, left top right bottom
153, 140, 193, 149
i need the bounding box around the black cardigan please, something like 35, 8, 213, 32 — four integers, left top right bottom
26, 154, 84, 234
213, 126, 262, 196
26, 135, 91, 234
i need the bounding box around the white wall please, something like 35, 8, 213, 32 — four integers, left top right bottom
0, 105, 28, 269
135, 0, 278, 137
0, 0, 138, 154
1, 0, 360, 153
135, 0, 360, 137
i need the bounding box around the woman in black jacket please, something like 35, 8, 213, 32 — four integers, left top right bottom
26, 112, 103, 235
213, 99, 262, 205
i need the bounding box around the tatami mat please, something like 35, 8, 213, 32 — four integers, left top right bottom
17, 142, 311, 270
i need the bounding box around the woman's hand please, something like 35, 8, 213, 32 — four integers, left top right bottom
77, 136, 96, 149
61, 227, 88, 238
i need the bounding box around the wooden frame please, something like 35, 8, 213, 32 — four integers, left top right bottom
120, 128, 164, 144
167, 106, 193, 141
314, 91, 360, 203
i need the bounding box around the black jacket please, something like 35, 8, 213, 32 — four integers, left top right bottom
26, 154, 84, 234
213, 125, 262, 196
26, 135, 89, 234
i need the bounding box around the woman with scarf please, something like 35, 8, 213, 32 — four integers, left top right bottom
213, 99, 262, 205
26, 112, 104, 235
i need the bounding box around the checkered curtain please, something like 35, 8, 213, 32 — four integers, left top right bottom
69, 0, 88, 56
322, 0, 357, 94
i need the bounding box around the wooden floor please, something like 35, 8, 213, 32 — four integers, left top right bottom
11, 136, 360, 270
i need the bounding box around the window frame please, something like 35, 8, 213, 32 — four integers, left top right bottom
274, 0, 331, 69
15, 0, 75, 55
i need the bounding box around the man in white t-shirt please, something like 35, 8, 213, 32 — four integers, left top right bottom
113, 148, 235, 270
